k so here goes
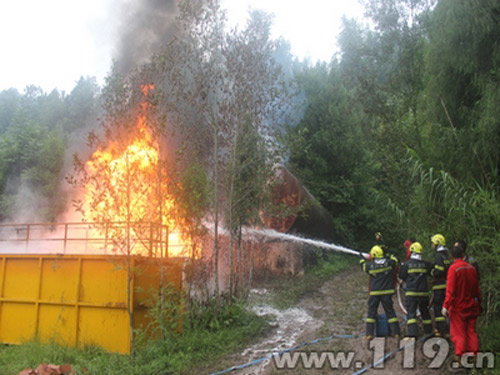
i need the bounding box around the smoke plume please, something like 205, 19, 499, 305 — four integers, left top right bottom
115, 0, 179, 75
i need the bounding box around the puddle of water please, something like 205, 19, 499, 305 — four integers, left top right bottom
249, 288, 269, 296
238, 304, 322, 375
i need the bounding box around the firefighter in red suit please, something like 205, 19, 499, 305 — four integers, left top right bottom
442, 245, 481, 364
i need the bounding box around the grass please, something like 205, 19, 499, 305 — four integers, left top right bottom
476, 318, 500, 375
0, 341, 133, 375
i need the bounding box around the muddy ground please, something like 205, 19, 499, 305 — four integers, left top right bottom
204, 266, 462, 375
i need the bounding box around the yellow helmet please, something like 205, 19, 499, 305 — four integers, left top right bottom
370, 245, 384, 258
431, 234, 445, 246
410, 242, 423, 254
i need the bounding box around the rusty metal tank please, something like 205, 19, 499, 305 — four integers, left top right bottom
264, 166, 335, 242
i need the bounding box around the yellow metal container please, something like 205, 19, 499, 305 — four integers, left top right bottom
0, 254, 183, 354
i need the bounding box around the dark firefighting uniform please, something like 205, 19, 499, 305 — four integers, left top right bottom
431, 245, 451, 335
360, 255, 401, 337
443, 258, 481, 356
464, 254, 480, 280
399, 254, 433, 337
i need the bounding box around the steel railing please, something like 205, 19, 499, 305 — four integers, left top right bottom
0, 221, 187, 257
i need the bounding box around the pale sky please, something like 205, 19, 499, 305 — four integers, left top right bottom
0, 0, 364, 94
222, 0, 364, 62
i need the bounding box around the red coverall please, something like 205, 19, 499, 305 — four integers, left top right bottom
443, 258, 481, 356
403, 240, 412, 261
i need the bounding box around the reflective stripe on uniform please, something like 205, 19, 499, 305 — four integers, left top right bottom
422, 320, 432, 325
432, 284, 446, 290
435, 317, 446, 322
408, 268, 428, 274
366, 318, 376, 323
407, 318, 418, 325
369, 289, 395, 296
388, 317, 399, 324
368, 267, 393, 275
406, 291, 429, 297
434, 265, 445, 271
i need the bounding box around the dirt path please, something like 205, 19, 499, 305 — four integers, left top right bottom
209, 266, 455, 375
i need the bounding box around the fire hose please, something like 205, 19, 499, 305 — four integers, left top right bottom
396, 280, 408, 314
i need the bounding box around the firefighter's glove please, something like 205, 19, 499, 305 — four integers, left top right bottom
441, 307, 448, 318
390, 254, 400, 266
359, 252, 366, 265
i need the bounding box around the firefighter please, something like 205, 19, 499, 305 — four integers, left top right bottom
430, 233, 451, 336
442, 245, 481, 367
398, 242, 433, 338
373, 232, 400, 287
360, 245, 401, 339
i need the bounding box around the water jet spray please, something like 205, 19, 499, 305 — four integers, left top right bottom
243, 227, 407, 314
243, 227, 369, 258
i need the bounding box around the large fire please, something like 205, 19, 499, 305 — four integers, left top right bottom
82, 85, 191, 258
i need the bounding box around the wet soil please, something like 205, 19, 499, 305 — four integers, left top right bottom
206, 266, 457, 375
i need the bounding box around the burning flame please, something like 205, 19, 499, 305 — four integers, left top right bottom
82, 85, 193, 258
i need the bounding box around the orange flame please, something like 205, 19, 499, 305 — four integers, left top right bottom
82, 85, 193, 258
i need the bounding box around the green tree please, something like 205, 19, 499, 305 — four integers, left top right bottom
422, 0, 500, 183
152, 0, 292, 296
0, 88, 21, 133
224, 116, 271, 296
0, 80, 102, 223
286, 62, 376, 246
335, 0, 437, 243
64, 76, 101, 134
0, 88, 67, 221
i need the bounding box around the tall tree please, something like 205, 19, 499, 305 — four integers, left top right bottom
0, 88, 21, 133
422, 0, 500, 183
153, 0, 292, 296
286, 62, 377, 246
335, 0, 436, 242
0, 87, 67, 222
